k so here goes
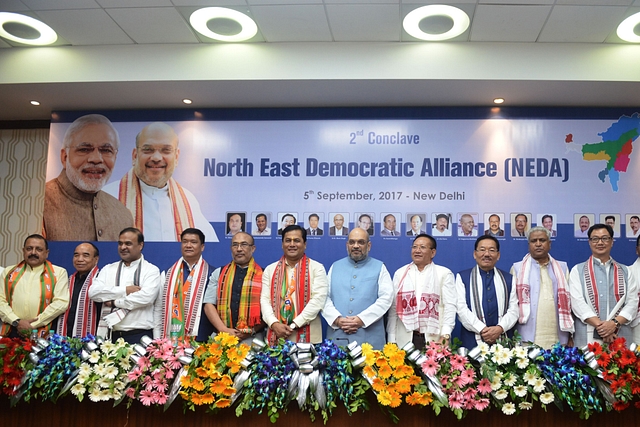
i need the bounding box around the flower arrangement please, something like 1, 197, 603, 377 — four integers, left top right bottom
361, 342, 432, 418
478, 341, 553, 415
235, 339, 297, 422
588, 337, 640, 411
420, 341, 491, 419
21, 334, 87, 402
536, 343, 603, 419
0, 337, 33, 396
180, 332, 249, 412
71, 338, 134, 402
125, 338, 190, 407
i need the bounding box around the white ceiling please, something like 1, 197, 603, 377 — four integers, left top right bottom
1, 0, 640, 121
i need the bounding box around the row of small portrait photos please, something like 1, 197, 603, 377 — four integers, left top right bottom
224, 212, 640, 239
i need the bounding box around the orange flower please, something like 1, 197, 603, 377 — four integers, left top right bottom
377, 390, 392, 406
388, 352, 405, 369
388, 390, 402, 408
210, 380, 227, 395
220, 375, 234, 386
209, 370, 222, 380
394, 378, 411, 394
372, 378, 386, 392
194, 345, 206, 357
376, 356, 389, 369
215, 398, 231, 408
392, 365, 413, 379
417, 392, 433, 406
363, 365, 376, 379
200, 392, 215, 405
191, 393, 204, 405
191, 377, 205, 391
195, 367, 209, 377
406, 375, 422, 386
378, 363, 392, 379
222, 386, 236, 396
180, 376, 192, 388
217, 333, 239, 347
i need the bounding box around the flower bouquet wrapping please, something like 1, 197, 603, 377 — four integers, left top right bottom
360, 342, 432, 422
477, 341, 554, 415
124, 338, 191, 408
179, 332, 249, 412
71, 338, 134, 402
0, 337, 33, 396
20, 334, 88, 403
419, 341, 491, 419
536, 343, 603, 419
588, 338, 640, 411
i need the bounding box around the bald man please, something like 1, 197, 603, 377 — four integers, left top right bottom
105, 122, 218, 242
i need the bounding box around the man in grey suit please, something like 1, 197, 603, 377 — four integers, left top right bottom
329, 214, 348, 236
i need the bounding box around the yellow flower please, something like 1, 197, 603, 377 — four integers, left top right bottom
372, 378, 386, 392
200, 392, 215, 405
216, 332, 239, 347
363, 365, 376, 379
378, 363, 392, 379
216, 398, 231, 408
383, 343, 399, 358
377, 390, 392, 406
388, 351, 405, 369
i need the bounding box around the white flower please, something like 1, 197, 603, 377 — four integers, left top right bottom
491, 378, 502, 391
492, 346, 512, 365
97, 378, 111, 389
514, 385, 528, 397
519, 401, 533, 410
71, 384, 86, 396
494, 370, 504, 380
523, 371, 537, 385
101, 341, 116, 353
514, 346, 528, 359
533, 378, 546, 393
504, 374, 518, 387
502, 402, 516, 415
88, 351, 100, 364
494, 389, 508, 400
104, 365, 119, 380
479, 342, 490, 356
99, 389, 111, 401
516, 358, 529, 369
88, 388, 102, 402
114, 380, 126, 391
540, 392, 554, 404
79, 364, 92, 376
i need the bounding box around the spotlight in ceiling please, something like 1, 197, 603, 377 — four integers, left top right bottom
190, 7, 257, 42
182, 98, 193, 105
403, 5, 470, 41
0, 12, 57, 45
493, 98, 505, 104
30, 100, 41, 106
617, 11, 640, 43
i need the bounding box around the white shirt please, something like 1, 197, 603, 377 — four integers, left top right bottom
253, 227, 271, 236
104, 179, 218, 242
89, 255, 162, 331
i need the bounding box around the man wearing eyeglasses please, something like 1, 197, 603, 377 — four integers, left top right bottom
511, 226, 573, 348
454, 235, 518, 349
104, 122, 218, 242
322, 228, 393, 349
203, 231, 265, 345
155, 228, 214, 343
387, 234, 456, 350
43, 114, 133, 241
569, 224, 639, 347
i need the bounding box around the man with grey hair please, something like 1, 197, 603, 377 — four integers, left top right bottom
43, 114, 133, 241
511, 226, 573, 348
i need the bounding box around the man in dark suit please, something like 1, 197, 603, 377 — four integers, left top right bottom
329, 213, 348, 236
306, 213, 324, 236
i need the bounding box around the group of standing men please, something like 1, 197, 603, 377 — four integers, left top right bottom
1, 223, 639, 353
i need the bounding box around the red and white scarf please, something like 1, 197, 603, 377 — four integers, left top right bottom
583, 256, 626, 318
516, 254, 573, 332
56, 266, 99, 337
117, 168, 195, 241
158, 257, 209, 339
395, 263, 441, 336
267, 255, 311, 345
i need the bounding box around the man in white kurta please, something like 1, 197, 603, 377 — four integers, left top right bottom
387, 234, 456, 349
569, 224, 638, 347
629, 235, 640, 343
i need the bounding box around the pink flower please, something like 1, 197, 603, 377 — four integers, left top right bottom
127, 367, 142, 381
125, 387, 136, 398
139, 389, 155, 406
143, 375, 155, 390
138, 356, 151, 370
440, 375, 450, 387
164, 367, 175, 379
458, 368, 476, 386
448, 391, 464, 409
153, 390, 168, 405
477, 378, 492, 395
153, 378, 168, 392
475, 397, 490, 411
450, 355, 467, 372
463, 387, 477, 401
166, 356, 183, 370
421, 359, 440, 377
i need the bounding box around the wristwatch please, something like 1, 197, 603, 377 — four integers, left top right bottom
11, 319, 19, 328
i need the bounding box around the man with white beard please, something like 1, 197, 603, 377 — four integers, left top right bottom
43, 114, 133, 241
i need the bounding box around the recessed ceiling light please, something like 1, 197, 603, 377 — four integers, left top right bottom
0, 12, 57, 46
182, 99, 193, 105
617, 11, 640, 43
190, 7, 257, 42
403, 5, 470, 41
493, 98, 505, 104
30, 100, 40, 106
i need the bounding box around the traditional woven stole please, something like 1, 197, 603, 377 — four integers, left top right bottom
396, 263, 441, 335
515, 254, 573, 332
160, 258, 208, 339
217, 259, 263, 333
117, 168, 195, 240
1, 261, 56, 336
95, 260, 142, 339
56, 266, 99, 337
583, 256, 625, 318
469, 266, 508, 324
267, 255, 311, 345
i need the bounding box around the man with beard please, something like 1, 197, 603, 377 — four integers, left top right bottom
0, 235, 69, 338
321, 228, 393, 349
89, 228, 161, 343
43, 114, 133, 241
104, 122, 218, 242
